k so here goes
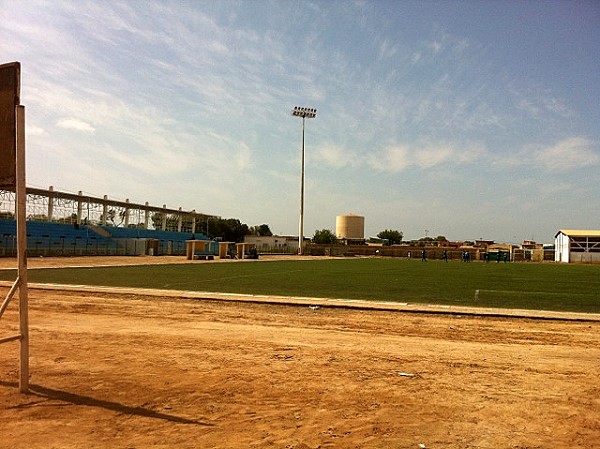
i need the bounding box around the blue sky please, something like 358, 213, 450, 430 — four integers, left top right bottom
1, 0, 598, 243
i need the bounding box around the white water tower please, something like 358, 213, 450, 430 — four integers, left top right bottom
336, 214, 365, 241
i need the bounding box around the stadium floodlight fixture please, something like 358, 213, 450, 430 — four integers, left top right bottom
291, 105, 317, 255
292, 106, 317, 118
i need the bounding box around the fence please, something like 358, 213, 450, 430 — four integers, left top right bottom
304, 244, 556, 262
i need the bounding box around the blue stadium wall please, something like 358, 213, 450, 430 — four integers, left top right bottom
0, 219, 211, 257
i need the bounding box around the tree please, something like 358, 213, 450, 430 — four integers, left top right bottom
107, 208, 128, 227
377, 229, 403, 245
27, 214, 49, 222
249, 224, 273, 236
56, 213, 78, 225
312, 229, 338, 244
418, 236, 434, 246
208, 218, 250, 243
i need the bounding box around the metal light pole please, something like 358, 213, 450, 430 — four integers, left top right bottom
291, 106, 316, 255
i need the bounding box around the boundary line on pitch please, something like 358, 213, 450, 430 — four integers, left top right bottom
4, 281, 599, 323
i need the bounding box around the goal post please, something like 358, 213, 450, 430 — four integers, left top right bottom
0, 61, 19, 186
0, 61, 29, 393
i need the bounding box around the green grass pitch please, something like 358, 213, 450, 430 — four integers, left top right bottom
1, 258, 599, 313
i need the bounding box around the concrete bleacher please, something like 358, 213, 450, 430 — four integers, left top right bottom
0, 219, 210, 257
0, 219, 17, 256
0, 219, 112, 256
99, 226, 211, 256
99, 225, 207, 241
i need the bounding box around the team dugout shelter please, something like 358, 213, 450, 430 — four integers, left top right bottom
554, 229, 600, 263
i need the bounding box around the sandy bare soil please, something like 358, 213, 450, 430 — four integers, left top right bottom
0, 255, 243, 269
1, 256, 600, 448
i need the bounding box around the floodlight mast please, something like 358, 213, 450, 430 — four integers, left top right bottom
291, 107, 316, 255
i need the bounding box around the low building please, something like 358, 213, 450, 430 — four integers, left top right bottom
475, 239, 495, 248
554, 230, 600, 263
438, 240, 463, 248
522, 240, 543, 250
486, 243, 514, 261
243, 235, 300, 254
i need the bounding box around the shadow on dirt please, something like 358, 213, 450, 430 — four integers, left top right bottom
1, 381, 213, 426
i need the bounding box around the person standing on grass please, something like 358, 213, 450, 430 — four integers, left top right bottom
443, 249, 448, 262
421, 248, 427, 262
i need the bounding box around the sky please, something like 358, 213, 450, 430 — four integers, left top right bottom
1, 0, 599, 243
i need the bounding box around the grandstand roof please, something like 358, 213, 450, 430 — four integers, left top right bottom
555, 230, 600, 237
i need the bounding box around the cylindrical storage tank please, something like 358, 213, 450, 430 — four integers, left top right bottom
336, 214, 365, 240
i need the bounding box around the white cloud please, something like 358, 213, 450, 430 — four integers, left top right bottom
517, 99, 540, 118
27, 125, 45, 136
493, 137, 599, 172
378, 39, 399, 60
537, 181, 573, 196
424, 32, 469, 58
235, 142, 252, 171
429, 40, 443, 54
414, 145, 454, 169
513, 87, 574, 121
314, 144, 355, 169
56, 118, 95, 133
534, 137, 598, 171
542, 97, 572, 118
367, 142, 484, 173
368, 145, 410, 173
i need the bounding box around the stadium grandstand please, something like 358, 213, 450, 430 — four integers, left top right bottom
0, 186, 217, 257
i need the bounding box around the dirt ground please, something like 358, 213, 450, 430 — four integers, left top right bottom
1, 256, 599, 448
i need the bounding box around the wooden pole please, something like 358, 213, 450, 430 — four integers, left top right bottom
0, 276, 20, 319
16, 105, 28, 393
